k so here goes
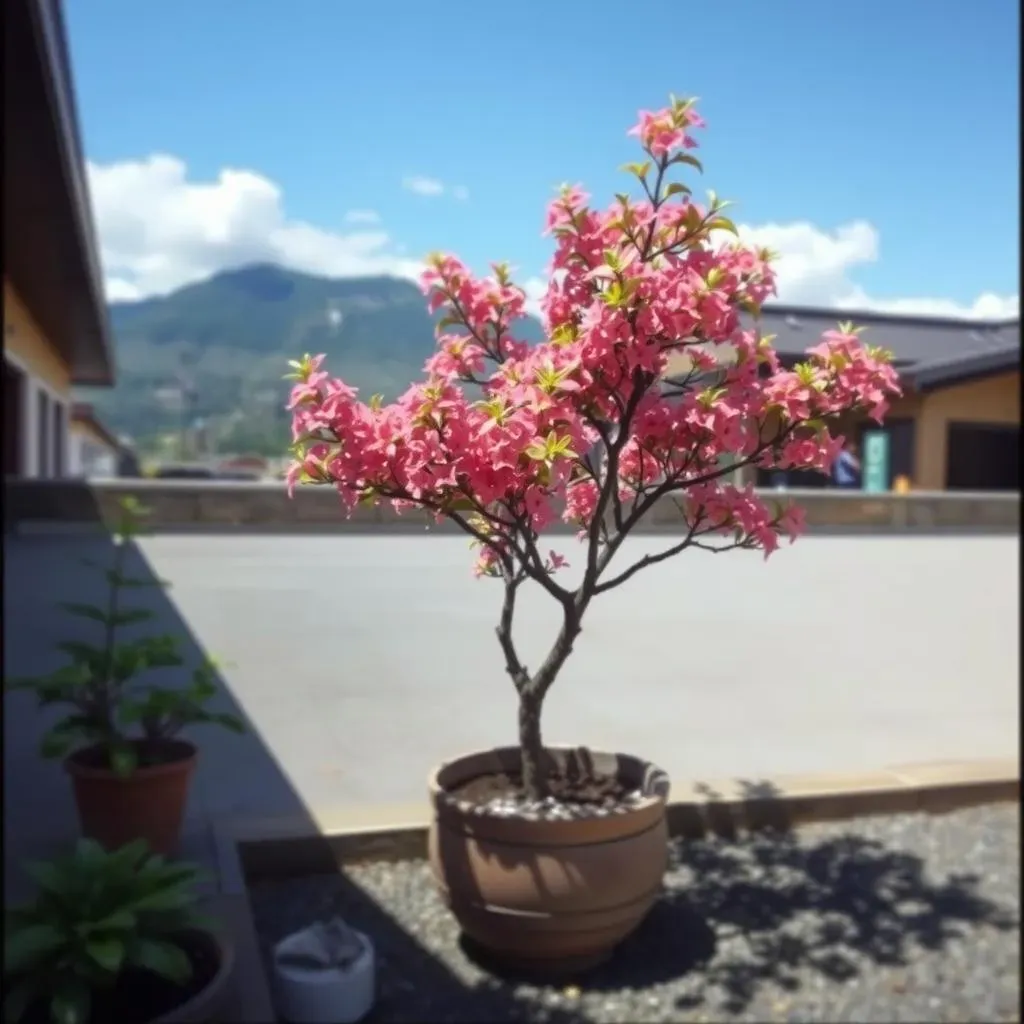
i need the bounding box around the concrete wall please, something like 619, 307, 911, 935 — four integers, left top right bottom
4, 479, 1019, 535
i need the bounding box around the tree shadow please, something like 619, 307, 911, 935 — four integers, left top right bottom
591, 816, 1017, 1015
467, 779, 1018, 1015
251, 789, 1017, 1021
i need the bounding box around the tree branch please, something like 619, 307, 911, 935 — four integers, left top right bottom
593, 511, 704, 594
496, 568, 530, 692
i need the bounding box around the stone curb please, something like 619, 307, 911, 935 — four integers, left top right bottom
213, 756, 1019, 891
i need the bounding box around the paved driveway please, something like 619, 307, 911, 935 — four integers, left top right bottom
3, 532, 1019, 839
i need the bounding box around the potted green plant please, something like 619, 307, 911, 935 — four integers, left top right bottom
7, 496, 244, 855
4, 838, 234, 1024
285, 95, 901, 970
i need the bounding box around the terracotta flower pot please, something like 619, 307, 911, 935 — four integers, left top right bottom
65, 739, 197, 855
149, 930, 236, 1024
428, 746, 670, 973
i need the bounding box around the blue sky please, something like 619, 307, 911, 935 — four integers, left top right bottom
66, 0, 1019, 317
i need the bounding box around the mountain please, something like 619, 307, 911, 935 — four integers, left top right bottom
84, 264, 545, 455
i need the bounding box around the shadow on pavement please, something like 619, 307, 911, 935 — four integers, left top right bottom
2, 513, 320, 898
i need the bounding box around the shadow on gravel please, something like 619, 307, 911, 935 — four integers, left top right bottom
581, 816, 1018, 1016
250, 791, 1017, 1022
250, 870, 596, 1024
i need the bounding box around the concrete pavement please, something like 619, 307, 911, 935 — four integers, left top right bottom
3, 533, 1019, 849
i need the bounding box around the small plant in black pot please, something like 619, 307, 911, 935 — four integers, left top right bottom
4, 838, 234, 1024
7, 497, 244, 854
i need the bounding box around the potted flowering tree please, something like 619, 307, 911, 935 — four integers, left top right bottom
285, 96, 901, 971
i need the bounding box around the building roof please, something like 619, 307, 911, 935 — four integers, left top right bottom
3, 0, 114, 386
756, 305, 1019, 390
71, 403, 121, 452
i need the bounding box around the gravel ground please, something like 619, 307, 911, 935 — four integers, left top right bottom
250, 804, 1020, 1023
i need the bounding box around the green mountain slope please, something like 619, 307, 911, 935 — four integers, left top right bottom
84, 264, 545, 455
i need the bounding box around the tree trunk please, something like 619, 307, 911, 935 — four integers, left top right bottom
518, 690, 548, 801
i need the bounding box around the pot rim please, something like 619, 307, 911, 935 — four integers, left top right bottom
65, 738, 198, 782
428, 744, 669, 815
148, 928, 236, 1024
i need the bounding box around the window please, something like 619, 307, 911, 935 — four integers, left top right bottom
52, 400, 65, 478
37, 389, 51, 478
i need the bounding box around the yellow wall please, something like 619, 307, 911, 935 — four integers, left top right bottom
913, 371, 1020, 489
3, 278, 71, 395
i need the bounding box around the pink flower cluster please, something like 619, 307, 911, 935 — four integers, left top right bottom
287, 97, 901, 575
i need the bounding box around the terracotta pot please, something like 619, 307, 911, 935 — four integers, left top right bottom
428, 746, 670, 972
65, 739, 197, 855
149, 929, 236, 1024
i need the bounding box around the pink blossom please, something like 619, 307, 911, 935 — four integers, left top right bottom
287, 97, 901, 576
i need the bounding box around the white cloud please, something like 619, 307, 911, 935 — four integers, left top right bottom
522, 276, 548, 318
86, 153, 1017, 323
401, 176, 469, 201
402, 175, 445, 197
715, 219, 1018, 320
87, 155, 423, 299
343, 209, 380, 225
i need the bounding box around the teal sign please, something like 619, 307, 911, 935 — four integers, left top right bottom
862, 430, 890, 493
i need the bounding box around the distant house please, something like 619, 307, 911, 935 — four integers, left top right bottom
664, 306, 1020, 492
3, 0, 114, 479
70, 403, 121, 478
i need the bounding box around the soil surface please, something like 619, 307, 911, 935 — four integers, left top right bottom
451, 769, 634, 809
21, 929, 220, 1024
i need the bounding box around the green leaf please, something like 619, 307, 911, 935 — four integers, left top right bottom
54, 641, 105, 666
57, 602, 109, 624
127, 938, 192, 984
213, 712, 245, 734
51, 977, 91, 1024
664, 181, 691, 198
117, 701, 144, 725
83, 909, 137, 934
124, 886, 197, 914
38, 714, 102, 760
75, 838, 107, 866
708, 216, 738, 235
110, 608, 155, 627
105, 838, 151, 874
109, 743, 138, 778
4, 924, 65, 974
39, 729, 78, 759
85, 936, 125, 973
670, 152, 704, 173
105, 569, 164, 589
23, 859, 72, 897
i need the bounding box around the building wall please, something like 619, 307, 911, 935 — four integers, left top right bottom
3, 277, 71, 478
913, 371, 1020, 490
69, 421, 119, 478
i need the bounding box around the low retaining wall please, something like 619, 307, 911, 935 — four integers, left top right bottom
3, 479, 1020, 534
